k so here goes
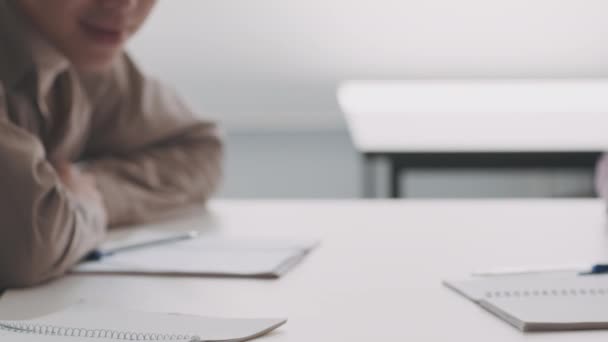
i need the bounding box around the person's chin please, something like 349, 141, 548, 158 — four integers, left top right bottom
72, 51, 121, 72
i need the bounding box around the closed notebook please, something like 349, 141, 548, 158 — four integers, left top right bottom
73, 231, 318, 279
444, 273, 608, 332
0, 303, 286, 341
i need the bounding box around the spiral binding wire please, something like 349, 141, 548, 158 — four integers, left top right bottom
0, 321, 201, 341
485, 287, 608, 299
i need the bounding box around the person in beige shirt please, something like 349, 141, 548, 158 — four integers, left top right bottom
0, 0, 223, 289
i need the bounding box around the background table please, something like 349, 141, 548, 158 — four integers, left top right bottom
2, 199, 608, 341
338, 80, 608, 198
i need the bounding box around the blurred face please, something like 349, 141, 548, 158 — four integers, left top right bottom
18, 0, 156, 71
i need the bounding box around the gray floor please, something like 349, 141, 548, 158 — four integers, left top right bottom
219, 130, 596, 199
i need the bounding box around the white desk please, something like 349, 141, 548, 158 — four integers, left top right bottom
338, 80, 608, 197
2, 199, 608, 341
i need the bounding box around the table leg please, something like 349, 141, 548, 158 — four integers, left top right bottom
389, 157, 402, 198
362, 154, 376, 198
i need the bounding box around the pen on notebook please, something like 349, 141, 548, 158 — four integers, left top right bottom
580, 264, 608, 276
84, 231, 200, 262
471, 264, 596, 277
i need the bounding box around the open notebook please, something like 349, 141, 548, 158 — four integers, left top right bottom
73, 231, 318, 279
0, 304, 286, 341
444, 273, 608, 332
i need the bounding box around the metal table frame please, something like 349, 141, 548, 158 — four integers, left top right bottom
362, 151, 602, 198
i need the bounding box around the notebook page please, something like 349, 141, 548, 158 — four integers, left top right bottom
0, 332, 154, 342
101, 234, 317, 253
481, 295, 608, 331
74, 237, 318, 277
0, 333, 138, 342
445, 273, 608, 331
1, 304, 286, 342
76, 248, 302, 275
444, 272, 608, 301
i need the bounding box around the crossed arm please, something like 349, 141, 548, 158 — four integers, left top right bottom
0, 57, 223, 288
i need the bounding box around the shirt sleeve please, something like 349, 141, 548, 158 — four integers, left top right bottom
595, 153, 608, 198
81, 55, 223, 227
0, 85, 107, 289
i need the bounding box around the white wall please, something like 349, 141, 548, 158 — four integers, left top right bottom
128, 0, 608, 131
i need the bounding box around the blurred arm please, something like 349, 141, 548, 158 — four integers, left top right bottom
0, 86, 107, 288
595, 153, 608, 198
82, 55, 223, 227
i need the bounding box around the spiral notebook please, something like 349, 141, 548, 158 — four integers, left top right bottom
444, 273, 608, 332
0, 303, 286, 341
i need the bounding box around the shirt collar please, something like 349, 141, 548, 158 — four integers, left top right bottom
0, 0, 70, 91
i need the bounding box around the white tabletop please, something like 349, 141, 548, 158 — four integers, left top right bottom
2, 199, 608, 341
338, 80, 608, 153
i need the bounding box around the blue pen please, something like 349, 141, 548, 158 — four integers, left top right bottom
580, 264, 608, 276
84, 231, 199, 262
473, 263, 608, 277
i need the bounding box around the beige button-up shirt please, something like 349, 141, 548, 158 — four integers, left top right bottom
0, 0, 223, 288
